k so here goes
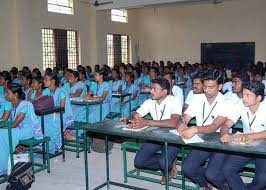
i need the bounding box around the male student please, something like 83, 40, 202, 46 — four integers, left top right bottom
163, 72, 184, 106
203, 71, 250, 188
220, 81, 266, 190
183, 72, 204, 112
123, 77, 182, 184
179, 69, 229, 190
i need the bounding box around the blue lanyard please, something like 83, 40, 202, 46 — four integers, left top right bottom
96, 83, 103, 96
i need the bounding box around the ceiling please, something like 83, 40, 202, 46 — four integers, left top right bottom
86, 0, 236, 10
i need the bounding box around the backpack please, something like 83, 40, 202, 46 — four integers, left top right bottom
6, 162, 35, 190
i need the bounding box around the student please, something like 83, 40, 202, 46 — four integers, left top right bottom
20, 71, 32, 100
0, 83, 42, 175
121, 72, 139, 117
224, 71, 250, 105
28, 76, 44, 101
220, 81, 266, 190
180, 69, 228, 190
163, 72, 184, 107
138, 67, 158, 106
0, 71, 12, 120
84, 69, 111, 123
110, 68, 123, 113
68, 70, 87, 116
183, 73, 204, 112
110, 68, 123, 93
10, 68, 21, 84
79, 70, 91, 90
119, 64, 127, 83
43, 72, 74, 154
122, 77, 181, 184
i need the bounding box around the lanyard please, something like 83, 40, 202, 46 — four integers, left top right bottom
155, 103, 166, 121
112, 81, 118, 90
96, 83, 102, 96
202, 101, 218, 126
126, 84, 132, 93
247, 112, 256, 131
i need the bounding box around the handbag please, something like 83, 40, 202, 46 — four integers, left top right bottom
32, 95, 55, 111
6, 162, 35, 190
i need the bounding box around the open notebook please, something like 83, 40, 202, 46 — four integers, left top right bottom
169, 129, 204, 144
122, 126, 149, 132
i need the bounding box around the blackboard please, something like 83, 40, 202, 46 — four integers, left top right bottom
201, 42, 255, 70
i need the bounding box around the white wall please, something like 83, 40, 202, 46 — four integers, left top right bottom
96, 9, 138, 66
0, 0, 137, 71
135, 0, 266, 63
0, 0, 18, 70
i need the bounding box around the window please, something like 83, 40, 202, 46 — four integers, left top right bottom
42, 28, 79, 70
111, 9, 128, 23
107, 34, 114, 67
42, 29, 56, 71
106, 34, 131, 67
48, 0, 74, 15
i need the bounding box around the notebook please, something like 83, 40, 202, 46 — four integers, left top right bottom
169, 129, 204, 144
122, 126, 149, 132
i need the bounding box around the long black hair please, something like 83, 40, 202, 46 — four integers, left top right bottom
7, 83, 25, 100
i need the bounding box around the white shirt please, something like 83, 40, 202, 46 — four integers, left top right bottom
222, 81, 232, 93
136, 95, 182, 120
172, 85, 184, 106
185, 92, 228, 129
185, 90, 195, 105
229, 100, 266, 133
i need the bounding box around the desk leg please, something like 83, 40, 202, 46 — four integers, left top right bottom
100, 104, 103, 121
164, 141, 169, 190
86, 105, 89, 123
41, 115, 46, 164
60, 111, 65, 162
181, 146, 185, 190
8, 126, 14, 170
84, 130, 89, 190
129, 99, 131, 117
105, 136, 110, 189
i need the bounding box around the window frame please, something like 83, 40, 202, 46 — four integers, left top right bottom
47, 0, 74, 15
111, 9, 128, 23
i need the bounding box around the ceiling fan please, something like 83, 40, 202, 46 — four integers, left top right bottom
93, 0, 113, 6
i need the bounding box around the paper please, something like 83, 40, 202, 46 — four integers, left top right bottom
169, 129, 204, 144
122, 126, 149, 132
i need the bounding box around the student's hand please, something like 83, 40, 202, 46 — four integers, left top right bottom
233, 134, 247, 143
120, 117, 127, 123
177, 123, 188, 133
128, 117, 148, 129
220, 134, 233, 143
84, 94, 93, 100
180, 126, 198, 139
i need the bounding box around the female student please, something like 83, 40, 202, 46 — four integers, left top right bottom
20, 71, 32, 100
121, 72, 139, 117
65, 70, 87, 140
84, 69, 111, 123
0, 83, 42, 175
110, 68, 123, 113
28, 76, 44, 101
0, 71, 12, 119
79, 70, 91, 91
43, 73, 74, 154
